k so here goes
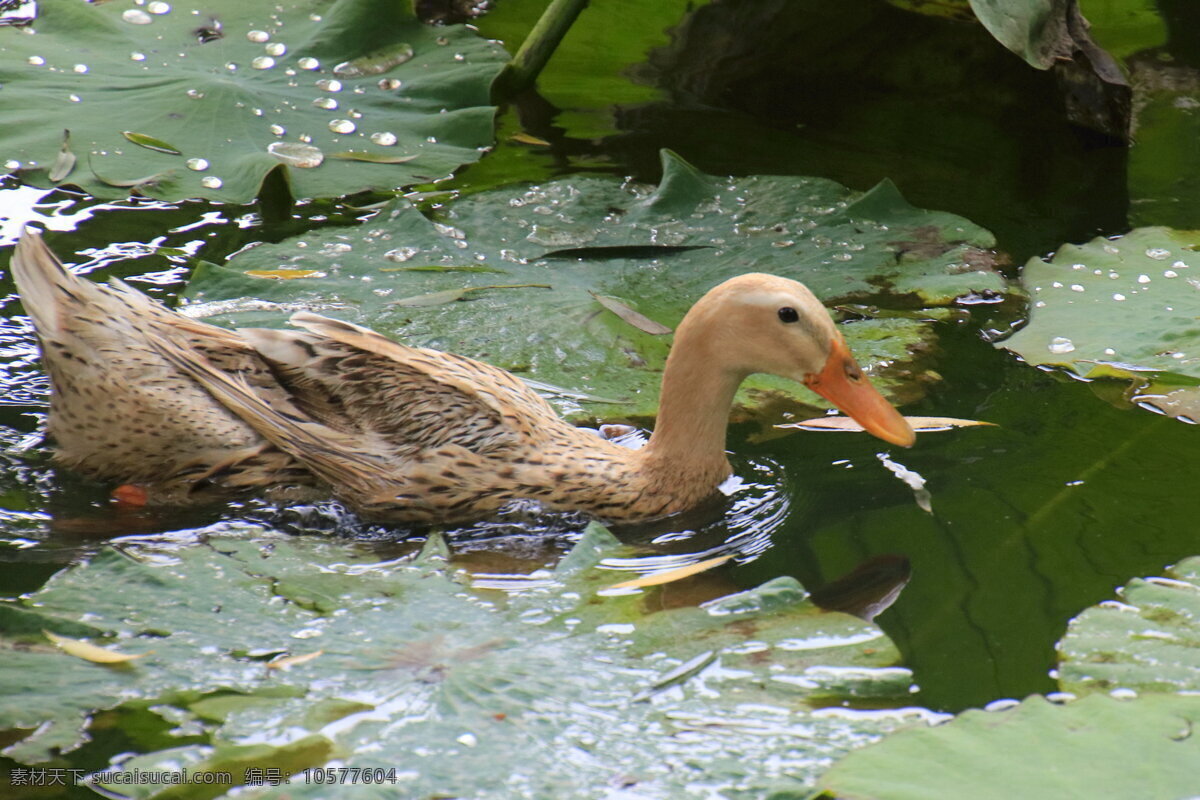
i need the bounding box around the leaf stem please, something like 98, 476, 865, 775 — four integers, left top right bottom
491, 0, 591, 102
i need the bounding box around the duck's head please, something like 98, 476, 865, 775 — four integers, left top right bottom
681, 273, 916, 447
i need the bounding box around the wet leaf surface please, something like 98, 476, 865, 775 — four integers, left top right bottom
1000, 227, 1200, 419
184, 151, 1006, 421
0, 524, 926, 796
1058, 555, 1200, 695
820, 693, 1200, 800
0, 0, 507, 202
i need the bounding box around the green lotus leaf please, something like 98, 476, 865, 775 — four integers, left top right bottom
0, 523, 923, 797
999, 227, 1200, 418
182, 150, 1006, 421
0, 0, 507, 203
1058, 555, 1200, 695
819, 693, 1200, 800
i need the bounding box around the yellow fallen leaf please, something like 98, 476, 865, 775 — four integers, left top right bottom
509, 132, 551, 146
244, 269, 326, 280
778, 416, 996, 433
44, 630, 149, 664
266, 649, 324, 670
605, 554, 733, 590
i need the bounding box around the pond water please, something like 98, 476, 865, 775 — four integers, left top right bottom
2, 0, 1200, 790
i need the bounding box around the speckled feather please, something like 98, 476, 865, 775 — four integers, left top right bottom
12, 230, 910, 524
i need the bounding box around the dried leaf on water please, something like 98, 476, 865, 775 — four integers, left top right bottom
266, 650, 324, 670
244, 269, 326, 280
590, 292, 673, 335
121, 131, 182, 155
780, 416, 996, 433
605, 554, 734, 590
509, 132, 551, 146
43, 630, 149, 665
48, 129, 75, 183
328, 152, 419, 164
389, 283, 551, 307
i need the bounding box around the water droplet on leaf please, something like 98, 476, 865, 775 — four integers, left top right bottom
312, 97, 337, 110
267, 141, 324, 168
297, 57, 320, 70
251, 56, 275, 70
316, 78, 342, 92
370, 132, 397, 146
122, 9, 152, 24
247, 30, 270, 43
186, 158, 209, 171
1048, 337, 1076, 354
200, 176, 222, 188
328, 119, 356, 134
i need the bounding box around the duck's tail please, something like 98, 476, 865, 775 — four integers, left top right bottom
10, 228, 80, 339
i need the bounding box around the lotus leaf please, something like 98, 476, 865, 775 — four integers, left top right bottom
0, 523, 926, 797
820, 693, 1200, 800
0, 0, 507, 202
1000, 227, 1200, 418
1058, 555, 1200, 695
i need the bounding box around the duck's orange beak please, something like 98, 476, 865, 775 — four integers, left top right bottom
803, 338, 916, 447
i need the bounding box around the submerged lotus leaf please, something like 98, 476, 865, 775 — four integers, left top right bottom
1000, 227, 1200, 419
0, 0, 507, 202
183, 150, 1005, 421
819, 693, 1200, 800
0, 523, 922, 797
1057, 556, 1200, 695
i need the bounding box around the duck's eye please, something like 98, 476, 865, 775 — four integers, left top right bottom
777, 306, 799, 324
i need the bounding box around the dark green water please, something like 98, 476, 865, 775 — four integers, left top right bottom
2, 0, 1200, 790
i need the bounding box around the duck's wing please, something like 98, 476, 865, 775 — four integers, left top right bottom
240, 312, 562, 457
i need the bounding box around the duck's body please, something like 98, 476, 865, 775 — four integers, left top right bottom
11, 230, 913, 524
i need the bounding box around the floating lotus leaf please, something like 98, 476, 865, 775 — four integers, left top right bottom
1000, 227, 1200, 419
0, 523, 924, 798
0, 0, 507, 202
183, 150, 1006, 421
1058, 555, 1200, 695
820, 693, 1200, 800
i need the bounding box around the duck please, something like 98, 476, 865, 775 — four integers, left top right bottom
10, 229, 914, 524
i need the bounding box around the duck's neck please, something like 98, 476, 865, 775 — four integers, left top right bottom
642, 329, 741, 481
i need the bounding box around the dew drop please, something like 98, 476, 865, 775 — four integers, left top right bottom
267, 141, 324, 168
386, 247, 419, 262
186, 88, 205, 99
269, 124, 286, 136
147, 1, 171, 14
1138, 274, 1151, 284
297, 57, 320, 70
378, 78, 402, 90
312, 97, 338, 110
1165, 269, 1179, 278
265, 42, 286, 56
316, 78, 342, 92
1069, 284, 1084, 292
130, 52, 147, 62
1112, 293, 1126, 301
27, 56, 44, 66
299, 133, 313, 143
1145, 247, 1171, 260
68, 94, 81, 103
328, 119, 356, 134
122, 9, 153, 24
186, 158, 209, 171
73, 64, 88, 74
200, 176, 223, 189
453, 53, 466, 62
247, 30, 270, 43
348, 109, 362, 119
425, 136, 438, 144
251, 56, 276, 70
225, 62, 238, 71
1104, 348, 1116, 356
4, 160, 20, 170
1048, 337, 1076, 354
436, 36, 449, 45
370, 131, 397, 146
